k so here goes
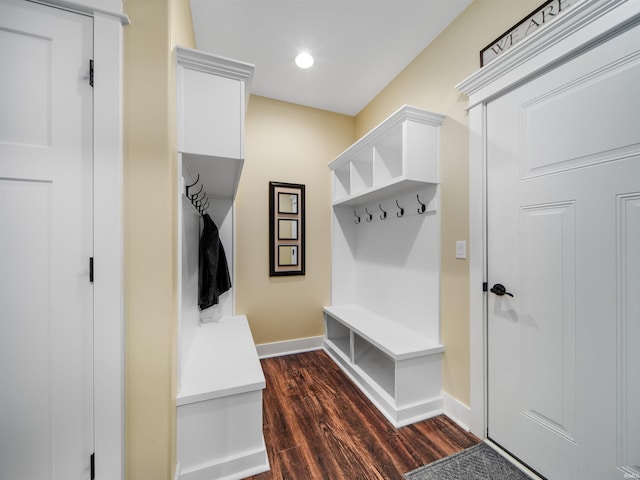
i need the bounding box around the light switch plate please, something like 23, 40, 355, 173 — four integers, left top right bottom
455, 240, 466, 259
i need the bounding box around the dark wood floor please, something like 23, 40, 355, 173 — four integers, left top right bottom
247, 350, 479, 480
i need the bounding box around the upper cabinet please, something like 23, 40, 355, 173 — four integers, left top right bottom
176, 46, 254, 199
329, 106, 444, 207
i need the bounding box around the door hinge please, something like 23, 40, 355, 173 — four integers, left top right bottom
89, 59, 94, 87
90, 452, 95, 479
90, 257, 94, 283
482, 282, 488, 292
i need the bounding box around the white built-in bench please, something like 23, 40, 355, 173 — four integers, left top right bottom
176, 315, 269, 480
323, 305, 444, 427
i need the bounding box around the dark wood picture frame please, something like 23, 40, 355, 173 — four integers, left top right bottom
269, 181, 305, 276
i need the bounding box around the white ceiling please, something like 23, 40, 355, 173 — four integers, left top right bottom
189, 0, 473, 116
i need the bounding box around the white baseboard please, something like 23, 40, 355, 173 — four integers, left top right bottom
179, 448, 269, 480
256, 336, 324, 359
174, 463, 181, 480
442, 391, 472, 432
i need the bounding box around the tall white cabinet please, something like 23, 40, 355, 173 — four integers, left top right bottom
325, 106, 445, 427
175, 46, 269, 480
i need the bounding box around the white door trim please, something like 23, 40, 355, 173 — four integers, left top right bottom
28, 1, 128, 478
457, 0, 640, 439
93, 11, 126, 480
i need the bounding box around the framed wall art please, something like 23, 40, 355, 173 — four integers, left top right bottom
269, 181, 305, 276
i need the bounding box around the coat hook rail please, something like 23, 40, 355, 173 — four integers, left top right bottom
352, 195, 432, 225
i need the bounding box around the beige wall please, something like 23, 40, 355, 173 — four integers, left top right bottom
121, 1, 547, 477
124, 0, 194, 478
236, 96, 354, 345
355, 0, 542, 406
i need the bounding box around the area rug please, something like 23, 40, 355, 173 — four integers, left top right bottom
404, 443, 532, 480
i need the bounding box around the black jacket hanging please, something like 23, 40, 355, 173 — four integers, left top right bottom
199, 213, 232, 309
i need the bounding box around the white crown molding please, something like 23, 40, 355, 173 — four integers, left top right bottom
457, 0, 640, 107
176, 46, 255, 84
30, 0, 129, 24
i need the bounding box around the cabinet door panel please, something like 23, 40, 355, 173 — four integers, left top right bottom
180, 68, 242, 159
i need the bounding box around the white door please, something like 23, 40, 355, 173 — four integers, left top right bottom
0, 0, 94, 478
487, 20, 640, 480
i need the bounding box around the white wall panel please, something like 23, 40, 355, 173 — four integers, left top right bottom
351, 186, 440, 340
618, 193, 640, 475
521, 47, 640, 179
521, 202, 576, 441
0, 179, 52, 479
0, 29, 51, 147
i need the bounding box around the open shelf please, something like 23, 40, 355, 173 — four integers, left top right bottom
326, 315, 351, 360
333, 164, 351, 202
330, 105, 443, 207
373, 124, 403, 185
354, 334, 395, 398
350, 152, 374, 196
332, 177, 429, 207
323, 305, 444, 427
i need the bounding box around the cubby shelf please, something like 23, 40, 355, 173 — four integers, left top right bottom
330, 105, 444, 207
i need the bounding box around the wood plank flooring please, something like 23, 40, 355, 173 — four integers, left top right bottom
247, 350, 479, 480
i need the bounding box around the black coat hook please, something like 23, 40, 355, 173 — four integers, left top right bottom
396, 200, 404, 217
417, 194, 426, 214
379, 204, 387, 220
200, 198, 209, 214
365, 208, 373, 222
185, 174, 200, 198
194, 193, 205, 209
354, 210, 361, 224
190, 184, 204, 202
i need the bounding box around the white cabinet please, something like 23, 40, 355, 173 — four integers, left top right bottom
180, 67, 242, 159
177, 46, 253, 200
325, 105, 445, 427
330, 105, 443, 206
177, 316, 268, 480
175, 47, 269, 479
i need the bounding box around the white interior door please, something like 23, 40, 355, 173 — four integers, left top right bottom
486, 21, 640, 480
0, 0, 94, 478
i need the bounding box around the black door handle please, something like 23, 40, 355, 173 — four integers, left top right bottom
490, 283, 514, 297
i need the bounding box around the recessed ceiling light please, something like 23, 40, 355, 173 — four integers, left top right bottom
295, 52, 314, 69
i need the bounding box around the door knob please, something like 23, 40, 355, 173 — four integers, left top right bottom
490, 283, 514, 297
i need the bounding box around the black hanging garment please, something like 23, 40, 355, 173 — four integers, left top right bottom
199, 213, 232, 309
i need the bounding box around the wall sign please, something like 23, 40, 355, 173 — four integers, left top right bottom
480, 0, 580, 66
